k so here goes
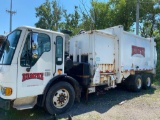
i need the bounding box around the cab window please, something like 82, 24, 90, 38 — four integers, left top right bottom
56, 36, 63, 65
20, 32, 51, 67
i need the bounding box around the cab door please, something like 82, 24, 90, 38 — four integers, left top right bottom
17, 30, 54, 98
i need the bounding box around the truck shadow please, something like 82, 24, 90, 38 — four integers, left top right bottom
0, 85, 156, 120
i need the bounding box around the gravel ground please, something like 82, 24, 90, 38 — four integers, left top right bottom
0, 85, 160, 120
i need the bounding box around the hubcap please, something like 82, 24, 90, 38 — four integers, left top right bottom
137, 78, 142, 89
146, 77, 151, 87
53, 89, 69, 108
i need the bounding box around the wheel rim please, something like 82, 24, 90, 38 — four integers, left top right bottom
146, 77, 151, 87
53, 89, 69, 108
136, 78, 142, 89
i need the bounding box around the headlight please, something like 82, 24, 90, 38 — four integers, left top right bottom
1, 87, 12, 96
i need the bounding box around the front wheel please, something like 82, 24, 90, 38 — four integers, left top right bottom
45, 81, 75, 115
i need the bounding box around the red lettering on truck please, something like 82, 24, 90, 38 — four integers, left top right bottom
22, 73, 44, 82
132, 45, 145, 57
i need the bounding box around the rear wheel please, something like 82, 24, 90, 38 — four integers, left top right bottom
129, 74, 142, 92
142, 74, 152, 89
45, 81, 75, 115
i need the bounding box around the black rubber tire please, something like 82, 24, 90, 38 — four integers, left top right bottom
142, 74, 152, 89
129, 74, 142, 92
45, 81, 75, 115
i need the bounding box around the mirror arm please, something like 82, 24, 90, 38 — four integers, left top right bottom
26, 32, 33, 72
30, 32, 33, 69
26, 31, 39, 72
26, 67, 31, 72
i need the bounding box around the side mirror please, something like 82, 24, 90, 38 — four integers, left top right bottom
31, 33, 39, 59
26, 32, 39, 72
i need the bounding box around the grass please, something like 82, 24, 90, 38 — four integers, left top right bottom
153, 81, 160, 87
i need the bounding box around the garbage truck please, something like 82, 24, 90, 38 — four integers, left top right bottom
0, 25, 157, 114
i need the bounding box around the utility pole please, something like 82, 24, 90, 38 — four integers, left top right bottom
136, 0, 140, 35
6, 0, 16, 33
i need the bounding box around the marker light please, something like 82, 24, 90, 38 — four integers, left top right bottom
58, 69, 62, 75
1, 87, 12, 96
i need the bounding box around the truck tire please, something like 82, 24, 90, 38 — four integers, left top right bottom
130, 74, 142, 92
142, 74, 152, 89
45, 81, 75, 115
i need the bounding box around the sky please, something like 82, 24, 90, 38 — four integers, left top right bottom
0, 0, 102, 35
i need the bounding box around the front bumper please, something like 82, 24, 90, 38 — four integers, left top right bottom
0, 98, 10, 110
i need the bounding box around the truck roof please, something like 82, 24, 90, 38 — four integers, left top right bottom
71, 25, 153, 42
71, 29, 117, 40
16, 26, 64, 36
104, 25, 153, 41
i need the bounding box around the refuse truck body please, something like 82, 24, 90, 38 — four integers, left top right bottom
0, 25, 157, 114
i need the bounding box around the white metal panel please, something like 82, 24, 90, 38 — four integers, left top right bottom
0, 28, 27, 99
120, 32, 152, 70
94, 32, 114, 64
104, 25, 155, 71
0, 65, 17, 99
69, 25, 156, 85
69, 33, 90, 56
17, 30, 54, 98
104, 25, 156, 83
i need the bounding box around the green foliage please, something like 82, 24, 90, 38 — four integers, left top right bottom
90, 1, 110, 29
155, 36, 160, 81
155, 53, 160, 85
35, 0, 160, 34
155, 37, 160, 53
60, 6, 81, 35
80, 12, 92, 31
107, 0, 137, 31
35, 0, 62, 31
77, 0, 137, 31
140, 1, 160, 38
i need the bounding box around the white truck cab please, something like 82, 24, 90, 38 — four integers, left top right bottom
0, 26, 81, 114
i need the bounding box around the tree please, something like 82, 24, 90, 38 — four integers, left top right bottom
80, 11, 93, 31
34, 0, 159, 36
81, 0, 159, 32
90, 1, 110, 29
140, 1, 160, 38
35, 0, 62, 31
137, 1, 160, 84
60, 6, 81, 35
80, 0, 138, 31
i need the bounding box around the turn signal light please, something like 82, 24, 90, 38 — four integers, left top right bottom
1, 87, 12, 96
57, 69, 62, 75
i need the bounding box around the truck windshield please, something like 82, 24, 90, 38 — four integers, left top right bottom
0, 30, 21, 65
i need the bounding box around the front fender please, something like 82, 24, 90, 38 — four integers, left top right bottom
64, 76, 82, 102
37, 74, 81, 107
